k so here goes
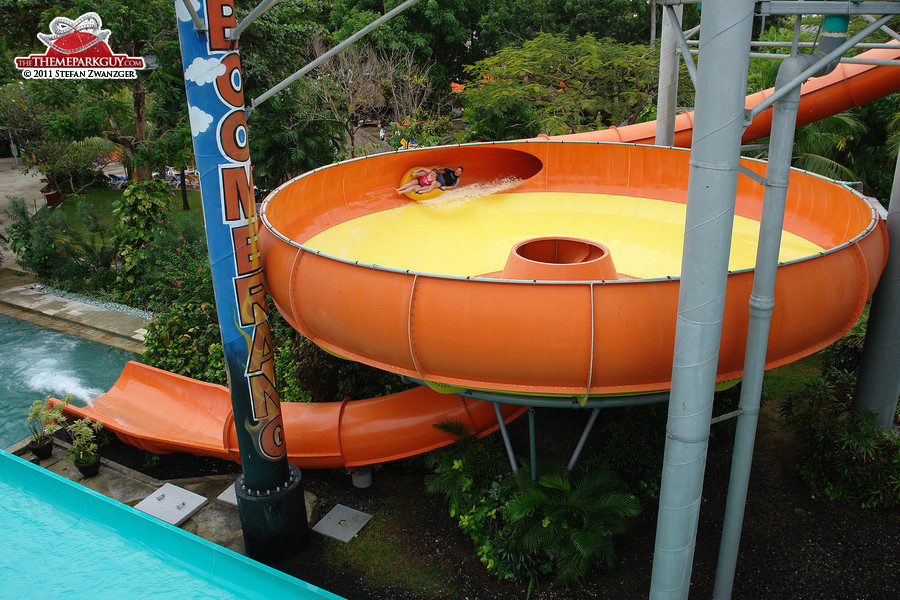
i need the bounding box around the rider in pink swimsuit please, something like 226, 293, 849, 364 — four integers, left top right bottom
397, 168, 439, 195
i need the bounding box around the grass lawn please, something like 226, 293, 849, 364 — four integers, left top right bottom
54, 186, 206, 235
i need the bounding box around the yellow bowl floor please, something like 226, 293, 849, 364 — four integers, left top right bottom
304, 190, 823, 279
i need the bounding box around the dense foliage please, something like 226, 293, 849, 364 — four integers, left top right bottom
460, 33, 683, 140
110, 180, 173, 287
781, 315, 900, 509
424, 422, 640, 592
141, 300, 227, 385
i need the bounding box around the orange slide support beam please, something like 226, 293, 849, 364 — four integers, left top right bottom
53, 362, 527, 469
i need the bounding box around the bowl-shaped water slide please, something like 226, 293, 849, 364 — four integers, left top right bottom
56, 46, 897, 468
261, 142, 886, 397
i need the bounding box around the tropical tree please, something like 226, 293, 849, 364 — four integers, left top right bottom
68, 0, 181, 180
237, 0, 342, 181
249, 86, 340, 189
1, 1, 182, 181
310, 39, 385, 158
476, 0, 658, 50
460, 33, 677, 140
327, 0, 483, 86
0, 81, 116, 196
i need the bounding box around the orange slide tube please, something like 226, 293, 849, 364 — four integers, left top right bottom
260, 142, 886, 396
53, 362, 527, 469
552, 44, 900, 145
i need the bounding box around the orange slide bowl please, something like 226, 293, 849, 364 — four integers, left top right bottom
260, 141, 887, 399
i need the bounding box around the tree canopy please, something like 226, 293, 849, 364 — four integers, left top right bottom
460, 33, 682, 140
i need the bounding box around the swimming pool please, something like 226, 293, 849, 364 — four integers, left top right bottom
0, 451, 343, 599
0, 313, 135, 448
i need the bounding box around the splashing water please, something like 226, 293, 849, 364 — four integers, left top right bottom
417, 177, 525, 210
0, 314, 136, 448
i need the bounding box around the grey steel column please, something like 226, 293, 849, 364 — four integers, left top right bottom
714, 18, 849, 598
655, 4, 683, 146
712, 58, 804, 600
649, 2, 756, 598
852, 148, 900, 430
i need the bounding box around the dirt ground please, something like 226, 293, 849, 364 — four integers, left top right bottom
99, 397, 900, 600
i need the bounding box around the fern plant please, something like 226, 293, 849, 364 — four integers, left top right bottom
503, 467, 640, 584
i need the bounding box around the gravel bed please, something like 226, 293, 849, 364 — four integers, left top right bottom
31, 284, 154, 320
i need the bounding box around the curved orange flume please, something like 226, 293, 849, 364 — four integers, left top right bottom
52, 362, 527, 469
551, 44, 900, 145
260, 142, 885, 396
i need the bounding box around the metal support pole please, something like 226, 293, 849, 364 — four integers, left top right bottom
567, 408, 600, 471
649, 2, 756, 598
528, 408, 537, 480
861, 13, 900, 42
714, 17, 850, 598
227, 0, 280, 41
175, 0, 306, 563
176, 0, 206, 32
493, 402, 518, 473
713, 64, 803, 600
852, 145, 900, 431
656, 4, 684, 146
747, 15, 894, 122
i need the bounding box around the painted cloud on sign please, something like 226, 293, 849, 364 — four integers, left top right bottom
185, 57, 225, 86
175, 0, 202, 23
189, 106, 214, 137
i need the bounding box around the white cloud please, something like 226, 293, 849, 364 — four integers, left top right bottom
185, 57, 226, 86
189, 106, 213, 137
175, 0, 202, 22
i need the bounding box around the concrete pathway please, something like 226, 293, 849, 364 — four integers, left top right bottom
0, 270, 147, 353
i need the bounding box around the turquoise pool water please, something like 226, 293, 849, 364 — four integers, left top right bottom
0, 313, 135, 448
0, 451, 342, 599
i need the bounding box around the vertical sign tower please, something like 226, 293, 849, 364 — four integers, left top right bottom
175, 0, 307, 562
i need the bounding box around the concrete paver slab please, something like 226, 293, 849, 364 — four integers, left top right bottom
135, 482, 209, 526
312, 504, 372, 542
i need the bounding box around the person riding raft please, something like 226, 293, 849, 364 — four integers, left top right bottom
396, 166, 463, 195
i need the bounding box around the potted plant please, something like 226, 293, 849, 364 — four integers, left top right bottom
25, 398, 66, 460
64, 417, 104, 478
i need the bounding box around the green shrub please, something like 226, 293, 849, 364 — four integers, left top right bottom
142, 301, 226, 385
4, 199, 71, 278
503, 467, 640, 585
64, 416, 103, 465
26, 397, 66, 444
781, 366, 900, 508
127, 219, 215, 312
598, 404, 667, 498
270, 311, 311, 403
781, 314, 900, 509
110, 180, 173, 287
821, 309, 868, 372
424, 421, 638, 593
295, 338, 412, 402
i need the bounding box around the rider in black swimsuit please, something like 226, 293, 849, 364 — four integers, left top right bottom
434, 166, 464, 188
